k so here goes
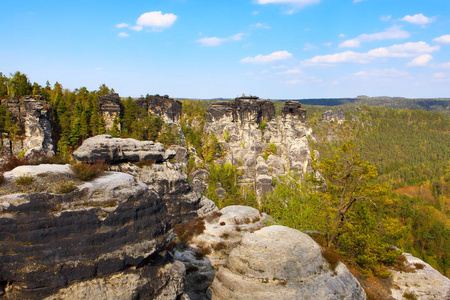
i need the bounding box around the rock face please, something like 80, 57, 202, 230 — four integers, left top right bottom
210, 225, 366, 300
389, 253, 450, 300
135, 94, 182, 123
322, 108, 345, 123
0, 168, 186, 299
72, 135, 173, 164
98, 93, 122, 131
205, 98, 310, 197
0, 96, 54, 157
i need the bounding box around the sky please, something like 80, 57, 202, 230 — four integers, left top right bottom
1, 0, 450, 99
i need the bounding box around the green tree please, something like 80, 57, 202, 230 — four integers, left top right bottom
9, 71, 32, 97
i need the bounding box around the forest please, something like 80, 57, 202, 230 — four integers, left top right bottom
0, 71, 449, 279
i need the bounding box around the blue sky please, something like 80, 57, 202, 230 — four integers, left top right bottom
1, 0, 450, 99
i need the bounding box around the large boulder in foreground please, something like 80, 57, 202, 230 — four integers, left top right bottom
0, 166, 185, 299
72, 135, 173, 164
210, 225, 366, 300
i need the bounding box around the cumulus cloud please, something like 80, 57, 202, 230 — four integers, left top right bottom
130, 25, 143, 31
339, 26, 410, 48
118, 32, 129, 38
241, 51, 293, 64
116, 23, 129, 28
136, 11, 177, 29
406, 54, 433, 67
380, 15, 392, 22
197, 33, 243, 47
278, 68, 302, 75
433, 35, 450, 44
304, 42, 440, 65
401, 13, 435, 26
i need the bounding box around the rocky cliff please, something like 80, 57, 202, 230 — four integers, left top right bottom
98, 93, 122, 132
0, 96, 54, 157
135, 95, 182, 124
205, 97, 310, 197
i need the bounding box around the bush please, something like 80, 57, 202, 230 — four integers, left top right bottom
0, 155, 29, 172
53, 181, 77, 194
174, 217, 206, 244
0, 172, 4, 184
322, 248, 341, 271
15, 175, 34, 185
71, 161, 108, 181
135, 160, 154, 168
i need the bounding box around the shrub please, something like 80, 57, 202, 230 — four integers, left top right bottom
71, 161, 108, 181
53, 181, 76, 194
322, 248, 340, 271
205, 210, 222, 222
403, 292, 417, 300
268, 143, 277, 154
258, 119, 267, 131
223, 130, 230, 142
0, 172, 4, 184
174, 217, 206, 244
0, 155, 29, 172
414, 263, 425, 270
135, 159, 155, 168
15, 175, 34, 185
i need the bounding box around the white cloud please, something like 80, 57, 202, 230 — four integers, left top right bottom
136, 11, 177, 29
257, 0, 320, 12
339, 26, 410, 48
251, 23, 271, 30
352, 68, 410, 78
118, 32, 129, 38
339, 34, 346, 38
304, 41, 440, 65
304, 43, 318, 51
197, 33, 244, 47
130, 25, 143, 31
323, 42, 332, 47
433, 35, 450, 44
401, 13, 436, 26
116, 23, 129, 28
433, 72, 446, 79
432, 72, 449, 82
406, 54, 433, 67
436, 62, 450, 69
380, 15, 392, 22
278, 68, 302, 75
241, 51, 293, 64
283, 79, 303, 85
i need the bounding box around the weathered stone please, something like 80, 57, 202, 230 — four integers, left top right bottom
0, 96, 54, 157
72, 135, 167, 163
281, 100, 306, 122
389, 253, 450, 300
98, 93, 122, 131
210, 225, 367, 300
322, 109, 345, 123
135, 94, 182, 123
0, 169, 172, 299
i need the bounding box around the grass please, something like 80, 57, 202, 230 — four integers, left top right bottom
403, 291, 418, 300
15, 175, 34, 185
52, 181, 77, 194
71, 161, 108, 181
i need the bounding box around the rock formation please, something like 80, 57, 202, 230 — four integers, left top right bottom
98, 93, 122, 132
135, 94, 182, 123
0, 96, 54, 157
322, 108, 345, 123
205, 97, 310, 197
72, 135, 174, 164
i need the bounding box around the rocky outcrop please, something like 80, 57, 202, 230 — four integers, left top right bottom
98, 93, 122, 131
389, 253, 450, 300
205, 98, 310, 198
135, 94, 182, 123
0, 96, 54, 157
72, 135, 174, 164
0, 167, 186, 299
210, 225, 366, 300
322, 108, 345, 123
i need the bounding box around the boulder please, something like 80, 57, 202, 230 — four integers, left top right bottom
72, 135, 167, 164
210, 225, 366, 300
390, 253, 450, 300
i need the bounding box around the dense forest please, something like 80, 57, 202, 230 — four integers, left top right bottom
1, 71, 449, 279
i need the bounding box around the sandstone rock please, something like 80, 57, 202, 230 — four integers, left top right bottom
0, 170, 172, 299
1, 96, 54, 157
322, 109, 345, 123
4, 164, 72, 178
72, 135, 167, 163
135, 94, 182, 123
390, 253, 450, 300
281, 100, 306, 122
210, 225, 366, 300
98, 93, 121, 131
